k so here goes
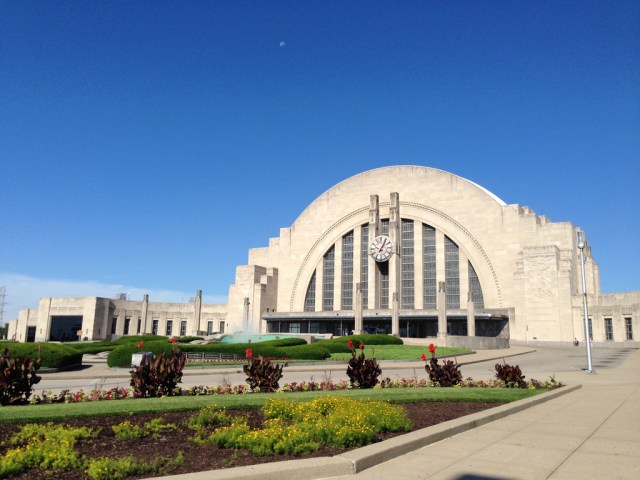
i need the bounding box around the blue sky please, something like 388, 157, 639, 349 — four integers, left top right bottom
1, 1, 638, 323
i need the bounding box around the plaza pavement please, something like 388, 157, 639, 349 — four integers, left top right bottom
36, 346, 640, 479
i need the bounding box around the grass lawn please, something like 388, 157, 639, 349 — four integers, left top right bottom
0, 387, 543, 424
329, 344, 469, 360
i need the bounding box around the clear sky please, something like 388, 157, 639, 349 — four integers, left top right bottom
1, 1, 638, 323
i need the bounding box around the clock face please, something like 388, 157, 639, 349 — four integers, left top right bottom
370, 235, 393, 262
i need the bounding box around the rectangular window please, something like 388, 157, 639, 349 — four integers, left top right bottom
625, 317, 633, 340
207, 321, 213, 335
588, 318, 592, 341
468, 262, 485, 308
605, 318, 613, 341
124, 317, 131, 335
322, 246, 335, 311
166, 320, 173, 337
341, 231, 354, 310
180, 320, 187, 337
445, 236, 460, 309
304, 271, 316, 312
423, 224, 436, 309
360, 225, 369, 308
290, 322, 301, 333
380, 220, 389, 309
137, 318, 141, 334
111, 317, 117, 335
152, 319, 158, 335
401, 219, 414, 309
219, 321, 225, 334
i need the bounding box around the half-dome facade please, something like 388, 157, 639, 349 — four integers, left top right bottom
225, 166, 637, 347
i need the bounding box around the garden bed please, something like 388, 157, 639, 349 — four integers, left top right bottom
0, 400, 501, 480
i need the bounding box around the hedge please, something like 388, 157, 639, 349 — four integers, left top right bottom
314, 334, 403, 353
1, 342, 83, 369
107, 339, 331, 367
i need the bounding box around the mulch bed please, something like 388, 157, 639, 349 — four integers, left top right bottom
0, 401, 501, 480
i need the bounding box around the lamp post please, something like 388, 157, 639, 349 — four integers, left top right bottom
576, 229, 594, 373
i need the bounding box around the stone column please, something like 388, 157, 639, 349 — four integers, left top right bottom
368, 195, 380, 308
389, 192, 401, 336
437, 281, 447, 337
354, 283, 364, 334
467, 292, 475, 337
141, 294, 149, 334
193, 290, 202, 336
391, 292, 400, 335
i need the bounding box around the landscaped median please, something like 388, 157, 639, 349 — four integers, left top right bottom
1, 337, 568, 480
0, 388, 553, 480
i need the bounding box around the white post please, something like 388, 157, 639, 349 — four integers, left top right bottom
577, 229, 594, 373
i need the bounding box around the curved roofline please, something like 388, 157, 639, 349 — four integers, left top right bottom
293, 165, 506, 226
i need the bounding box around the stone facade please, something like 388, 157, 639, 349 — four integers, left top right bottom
6, 166, 639, 347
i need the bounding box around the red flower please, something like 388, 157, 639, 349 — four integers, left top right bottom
359, 343, 364, 350
246, 348, 253, 358
169, 338, 177, 344
137, 341, 144, 349
429, 343, 436, 354
347, 339, 354, 349
420, 353, 427, 361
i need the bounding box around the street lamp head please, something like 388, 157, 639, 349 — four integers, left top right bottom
576, 229, 585, 250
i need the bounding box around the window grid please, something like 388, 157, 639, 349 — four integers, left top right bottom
625, 317, 633, 340
604, 318, 613, 341
380, 220, 389, 309
124, 317, 131, 335
323, 246, 335, 311
207, 321, 213, 335
423, 224, 436, 309
152, 319, 158, 335
401, 220, 414, 309
166, 320, 173, 337
588, 318, 592, 340
341, 231, 354, 310
360, 225, 369, 308
445, 236, 460, 309
304, 271, 316, 312
468, 262, 485, 308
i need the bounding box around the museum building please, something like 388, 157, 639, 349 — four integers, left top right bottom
7, 166, 639, 348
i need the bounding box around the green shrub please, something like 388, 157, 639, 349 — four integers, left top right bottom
107, 341, 174, 367
113, 334, 166, 345
174, 336, 204, 343
67, 342, 118, 354
259, 338, 307, 347
3, 343, 82, 369
85, 452, 184, 480
279, 344, 330, 360
315, 334, 403, 353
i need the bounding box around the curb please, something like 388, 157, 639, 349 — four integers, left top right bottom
156, 383, 580, 480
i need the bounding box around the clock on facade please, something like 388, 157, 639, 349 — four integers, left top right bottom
370, 235, 394, 262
